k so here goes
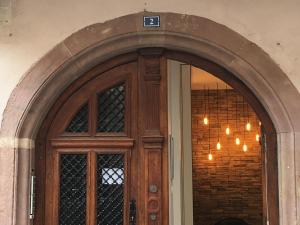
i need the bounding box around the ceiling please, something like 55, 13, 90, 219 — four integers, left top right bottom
191, 66, 232, 90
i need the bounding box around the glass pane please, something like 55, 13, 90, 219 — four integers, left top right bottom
65, 103, 89, 133
59, 154, 87, 225
97, 84, 125, 132
97, 154, 125, 225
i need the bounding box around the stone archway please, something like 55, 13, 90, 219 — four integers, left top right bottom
0, 12, 299, 225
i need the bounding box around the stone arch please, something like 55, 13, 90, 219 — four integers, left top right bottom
0, 12, 299, 225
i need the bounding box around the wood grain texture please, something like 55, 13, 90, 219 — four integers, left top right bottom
35, 50, 169, 225
138, 50, 168, 225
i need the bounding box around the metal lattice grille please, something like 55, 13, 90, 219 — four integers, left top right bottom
97, 84, 125, 132
96, 154, 125, 225
59, 154, 87, 225
66, 103, 89, 133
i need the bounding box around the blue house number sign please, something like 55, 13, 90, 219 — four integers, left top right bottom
143, 16, 160, 27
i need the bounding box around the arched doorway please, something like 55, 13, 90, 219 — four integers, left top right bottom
1, 12, 298, 225
32, 49, 278, 225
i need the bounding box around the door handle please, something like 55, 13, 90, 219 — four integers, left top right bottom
129, 200, 136, 225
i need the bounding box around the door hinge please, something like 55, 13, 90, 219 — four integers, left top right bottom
169, 135, 175, 182
29, 171, 36, 220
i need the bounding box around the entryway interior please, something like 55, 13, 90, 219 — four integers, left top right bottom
32, 51, 271, 225
168, 61, 263, 225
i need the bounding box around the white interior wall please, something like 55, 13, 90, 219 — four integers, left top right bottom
1, 0, 300, 125
168, 60, 194, 225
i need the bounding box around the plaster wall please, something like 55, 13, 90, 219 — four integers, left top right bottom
0, 0, 300, 124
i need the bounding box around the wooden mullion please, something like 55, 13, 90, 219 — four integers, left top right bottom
88, 151, 96, 225
51, 138, 134, 149
137, 50, 168, 225
124, 150, 130, 225
89, 94, 97, 136
53, 151, 60, 225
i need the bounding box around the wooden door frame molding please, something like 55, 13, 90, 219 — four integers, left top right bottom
1, 12, 298, 225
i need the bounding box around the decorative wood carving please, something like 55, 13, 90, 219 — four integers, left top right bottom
138, 49, 168, 225
51, 138, 134, 148
142, 136, 164, 149
35, 51, 168, 225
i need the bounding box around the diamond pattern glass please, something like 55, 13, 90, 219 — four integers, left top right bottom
66, 103, 89, 133
59, 154, 87, 225
96, 154, 125, 225
97, 84, 125, 132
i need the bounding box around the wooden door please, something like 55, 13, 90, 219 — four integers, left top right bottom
35, 50, 168, 225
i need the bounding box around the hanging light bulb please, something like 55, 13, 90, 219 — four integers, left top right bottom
234, 94, 240, 146
226, 126, 230, 135
235, 137, 240, 145
242, 97, 247, 151
245, 102, 251, 131
216, 82, 221, 151
256, 134, 260, 142
243, 143, 248, 152
225, 85, 230, 136
246, 122, 251, 131
204, 117, 208, 125
207, 90, 212, 161
204, 85, 209, 125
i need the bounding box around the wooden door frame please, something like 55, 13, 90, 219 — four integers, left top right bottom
34, 48, 278, 225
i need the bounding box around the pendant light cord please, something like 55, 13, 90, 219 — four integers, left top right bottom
208, 88, 211, 153
243, 97, 246, 140
217, 83, 220, 141
236, 93, 238, 131
204, 85, 207, 116
226, 85, 229, 126
247, 102, 250, 123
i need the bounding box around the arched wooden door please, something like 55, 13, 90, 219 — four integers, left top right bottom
35, 50, 168, 225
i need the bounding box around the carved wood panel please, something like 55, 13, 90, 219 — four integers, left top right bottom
36, 51, 168, 225
138, 49, 168, 225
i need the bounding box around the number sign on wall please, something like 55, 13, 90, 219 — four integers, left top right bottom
143, 16, 160, 27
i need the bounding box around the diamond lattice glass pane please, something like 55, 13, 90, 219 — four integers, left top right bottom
97, 84, 125, 132
66, 103, 89, 133
97, 154, 125, 225
59, 154, 87, 225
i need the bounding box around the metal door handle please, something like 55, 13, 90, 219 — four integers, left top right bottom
129, 200, 136, 225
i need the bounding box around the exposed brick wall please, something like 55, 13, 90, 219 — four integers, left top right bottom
192, 90, 263, 225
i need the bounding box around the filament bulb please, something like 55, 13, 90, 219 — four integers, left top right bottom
208, 153, 213, 161
203, 117, 208, 125
246, 122, 251, 131
225, 127, 230, 135
217, 142, 221, 150
256, 134, 260, 142
235, 137, 240, 145
243, 143, 248, 152
259, 121, 262, 126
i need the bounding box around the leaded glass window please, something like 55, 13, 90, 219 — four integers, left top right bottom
65, 103, 89, 133
59, 154, 87, 225
97, 84, 125, 132
96, 154, 125, 225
